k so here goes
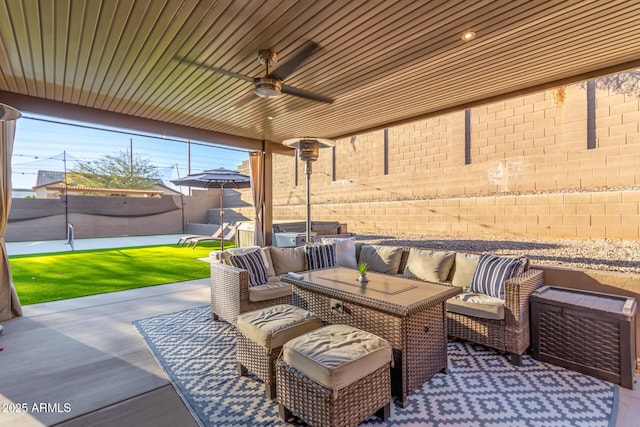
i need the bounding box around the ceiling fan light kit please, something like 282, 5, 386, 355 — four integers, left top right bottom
254, 77, 282, 98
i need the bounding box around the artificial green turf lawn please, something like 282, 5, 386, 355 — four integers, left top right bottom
8, 241, 230, 305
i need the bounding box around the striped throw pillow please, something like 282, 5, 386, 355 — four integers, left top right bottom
305, 244, 338, 270
228, 250, 269, 288
470, 254, 527, 299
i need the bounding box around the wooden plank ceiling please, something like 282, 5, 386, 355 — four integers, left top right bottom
1, 0, 639, 146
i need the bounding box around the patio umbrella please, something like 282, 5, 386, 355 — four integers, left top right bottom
171, 168, 251, 254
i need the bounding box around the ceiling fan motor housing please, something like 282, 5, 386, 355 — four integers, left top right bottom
254, 77, 282, 98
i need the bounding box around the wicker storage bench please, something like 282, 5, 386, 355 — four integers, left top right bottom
531, 286, 637, 389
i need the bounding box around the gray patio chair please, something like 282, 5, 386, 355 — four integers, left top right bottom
189, 223, 238, 249
178, 223, 229, 247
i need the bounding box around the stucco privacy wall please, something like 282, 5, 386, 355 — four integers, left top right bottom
237, 81, 640, 240
5, 189, 221, 241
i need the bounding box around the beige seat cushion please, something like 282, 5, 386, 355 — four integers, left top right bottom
248, 281, 292, 302
448, 252, 480, 287
237, 304, 321, 349
446, 292, 505, 320
283, 324, 392, 391
269, 246, 306, 275
403, 249, 456, 283
359, 245, 404, 274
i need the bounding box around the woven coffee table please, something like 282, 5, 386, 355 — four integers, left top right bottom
282, 267, 461, 407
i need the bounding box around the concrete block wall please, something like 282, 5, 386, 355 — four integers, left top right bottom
234, 79, 640, 240
267, 189, 640, 240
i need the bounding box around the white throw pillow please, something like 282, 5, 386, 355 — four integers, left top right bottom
321, 238, 357, 269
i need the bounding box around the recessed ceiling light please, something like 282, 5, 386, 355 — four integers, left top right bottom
267, 116, 274, 120
461, 31, 476, 41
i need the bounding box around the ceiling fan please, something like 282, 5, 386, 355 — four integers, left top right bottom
182, 41, 334, 104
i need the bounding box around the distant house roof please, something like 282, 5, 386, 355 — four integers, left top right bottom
34, 171, 181, 195
33, 183, 164, 198
36, 170, 66, 187
151, 179, 182, 195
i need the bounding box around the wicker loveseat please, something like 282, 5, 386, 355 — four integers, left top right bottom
210, 242, 543, 365
210, 246, 305, 324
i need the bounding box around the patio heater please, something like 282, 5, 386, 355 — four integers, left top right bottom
283, 138, 335, 245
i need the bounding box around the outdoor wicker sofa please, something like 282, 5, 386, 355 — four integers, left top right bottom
210, 241, 543, 365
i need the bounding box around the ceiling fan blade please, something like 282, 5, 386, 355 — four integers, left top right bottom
268, 41, 320, 81
178, 57, 253, 82
231, 93, 257, 109
281, 84, 334, 104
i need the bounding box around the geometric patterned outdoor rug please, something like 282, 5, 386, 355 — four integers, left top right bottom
133, 306, 619, 427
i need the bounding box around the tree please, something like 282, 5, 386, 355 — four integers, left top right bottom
591, 70, 640, 98
68, 151, 159, 190
549, 70, 640, 107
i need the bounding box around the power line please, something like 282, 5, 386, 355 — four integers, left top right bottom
21, 115, 249, 154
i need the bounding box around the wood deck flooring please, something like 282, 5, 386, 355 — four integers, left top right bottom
0, 279, 637, 426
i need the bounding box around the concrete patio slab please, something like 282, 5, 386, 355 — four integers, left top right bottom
5, 234, 188, 256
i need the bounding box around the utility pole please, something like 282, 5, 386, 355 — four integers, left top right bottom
187, 139, 192, 196
63, 150, 68, 233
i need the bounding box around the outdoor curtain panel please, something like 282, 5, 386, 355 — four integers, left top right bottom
249, 151, 265, 247
0, 105, 23, 321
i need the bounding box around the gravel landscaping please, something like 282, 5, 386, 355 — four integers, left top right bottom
356, 232, 640, 276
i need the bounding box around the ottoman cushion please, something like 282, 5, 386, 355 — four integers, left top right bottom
237, 304, 322, 349
283, 324, 392, 391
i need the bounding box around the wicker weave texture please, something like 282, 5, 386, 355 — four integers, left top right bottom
447, 313, 505, 349
504, 269, 544, 354
210, 262, 291, 325
532, 286, 637, 388
292, 285, 449, 405
403, 297, 450, 394
447, 269, 543, 357
292, 287, 403, 348
236, 332, 281, 392
538, 308, 621, 373
276, 359, 390, 427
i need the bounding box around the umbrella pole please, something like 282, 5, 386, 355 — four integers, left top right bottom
220, 183, 225, 262
305, 161, 312, 245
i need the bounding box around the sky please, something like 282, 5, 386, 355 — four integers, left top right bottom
11, 114, 250, 191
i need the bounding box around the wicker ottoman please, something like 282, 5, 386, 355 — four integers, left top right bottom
276, 324, 393, 427
236, 304, 322, 399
